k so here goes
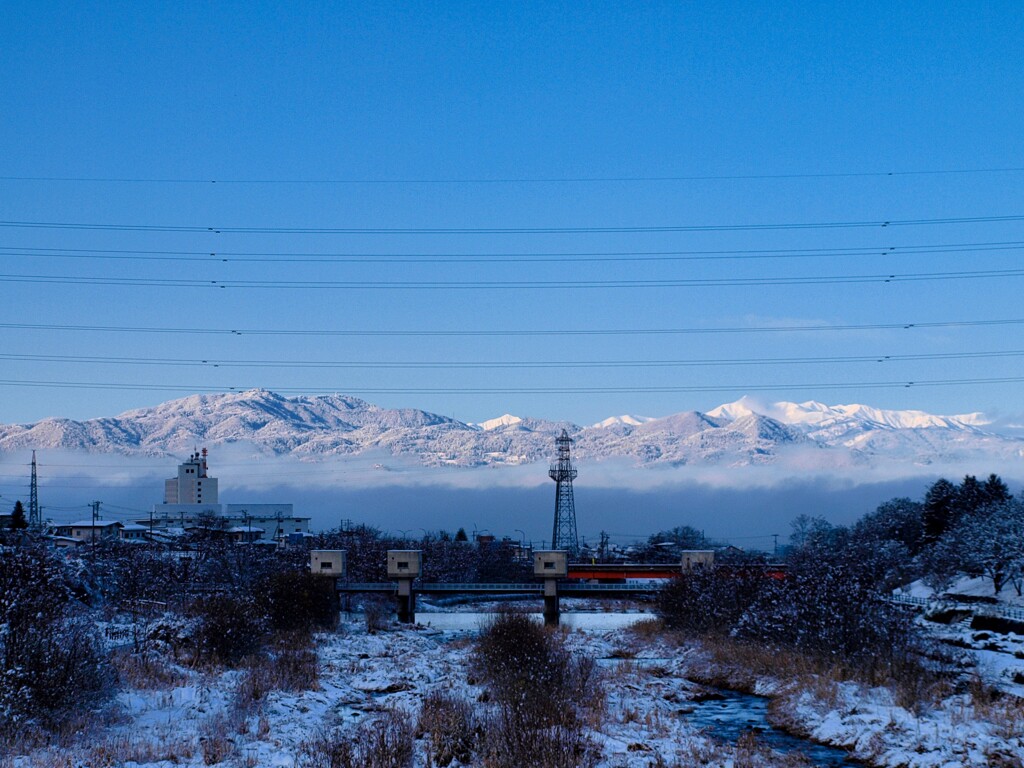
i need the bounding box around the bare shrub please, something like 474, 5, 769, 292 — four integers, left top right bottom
295, 711, 414, 768
356, 709, 415, 768
473, 612, 604, 767
473, 612, 590, 727
417, 690, 477, 766
480, 714, 600, 768
295, 729, 356, 768
363, 598, 390, 633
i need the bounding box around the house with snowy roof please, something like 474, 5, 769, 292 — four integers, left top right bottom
52, 519, 122, 543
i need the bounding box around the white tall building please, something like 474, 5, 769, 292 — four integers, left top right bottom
146, 449, 310, 539
164, 448, 218, 504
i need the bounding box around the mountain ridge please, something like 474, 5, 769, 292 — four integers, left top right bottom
1, 389, 1020, 469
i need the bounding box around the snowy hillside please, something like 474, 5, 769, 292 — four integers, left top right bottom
0, 389, 1021, 469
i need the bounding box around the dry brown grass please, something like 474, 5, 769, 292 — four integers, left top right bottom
198, 714, 237, 765
965, 677, 1024, 741
628, 617, 665, 640
0, 707, 116, 759
86, 733, 197, 766
111, 649, 191, 689
682, 633, 951, 713
235, 645, 320, 712
417, 690, 478, 767
479, 716, 601, 768
295, 710, 414, 768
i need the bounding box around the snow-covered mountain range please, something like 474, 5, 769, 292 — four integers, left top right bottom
0, 390, 1021, 469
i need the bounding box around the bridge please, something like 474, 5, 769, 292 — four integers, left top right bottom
318, 548, 784, 624
337, 581, 665, 595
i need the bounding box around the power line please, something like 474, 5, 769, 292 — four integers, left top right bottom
0, 376, 1022, 395
1, 213, 1023, 234
1, 317, 1021, 338
4, 239, 1024, 264
1, 349, 1022, 370
2, 266, 1023, 289
1, 166, 1023, 184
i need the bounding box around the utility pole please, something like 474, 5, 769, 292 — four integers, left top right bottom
28, 450, 41, 530
772, 533, 779, 559
90, 500, 101, 555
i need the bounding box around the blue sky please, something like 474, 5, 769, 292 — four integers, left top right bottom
2, 2, 1024, 426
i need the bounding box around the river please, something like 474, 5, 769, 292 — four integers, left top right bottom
350, 610, 862, 766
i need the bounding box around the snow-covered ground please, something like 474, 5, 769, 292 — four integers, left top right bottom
899, 575, 1024, 607
5, 614, 1023, 767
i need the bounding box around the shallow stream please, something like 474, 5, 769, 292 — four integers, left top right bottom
352, 610, 864, 766
682, 685, 862, 767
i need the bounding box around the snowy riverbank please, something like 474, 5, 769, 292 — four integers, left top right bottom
5, 617, 1022, 768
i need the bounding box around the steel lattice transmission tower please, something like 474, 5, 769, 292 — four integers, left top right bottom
549, 429, 579, 556
28, 450, 41, 529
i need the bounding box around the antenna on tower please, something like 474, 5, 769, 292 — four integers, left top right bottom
28, 450, 41, 529
549, 429, 579, 557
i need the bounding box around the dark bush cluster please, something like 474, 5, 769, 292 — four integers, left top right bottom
174, 570, 340, 667
259, 570, 339, 633
0, 545, 110, 734
189, 594, 266, 666
658, 527, 933, 687
657, 566, 767, 635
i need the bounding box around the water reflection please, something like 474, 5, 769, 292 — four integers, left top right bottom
413, 611, 652, 632
339, 610, 652, 632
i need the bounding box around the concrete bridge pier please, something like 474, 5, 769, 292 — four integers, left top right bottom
388, 550, 422, 624
396, 579, 416, 624
543, 579, 560, 626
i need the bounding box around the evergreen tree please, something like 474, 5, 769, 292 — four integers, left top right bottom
982, 473, 1012, 505
852, 497, 925, 557
956, 475, 986, 519
922, 478, 957, 542
9, 500, 28, 530
454, 527, 469, 542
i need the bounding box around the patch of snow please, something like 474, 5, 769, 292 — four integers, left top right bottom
473, 413, 523, 431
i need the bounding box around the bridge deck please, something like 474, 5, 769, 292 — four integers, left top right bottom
337, 582, 662, 595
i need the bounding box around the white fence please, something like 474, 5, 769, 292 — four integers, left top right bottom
890, 592, 1024, 621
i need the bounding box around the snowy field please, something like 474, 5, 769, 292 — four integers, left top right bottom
5, 611, 1023, 768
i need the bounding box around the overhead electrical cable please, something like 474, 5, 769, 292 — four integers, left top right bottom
1, 213, 1023, 234
1, 317, 1021, 337
2, 267, 1023, 289
0, 376, 1022, 394
4, 240, 1024, 264
2, 166, 1023, 184
2, 349, 1023, 369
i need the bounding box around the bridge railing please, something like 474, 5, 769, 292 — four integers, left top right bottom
890, 592, 1024, 621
